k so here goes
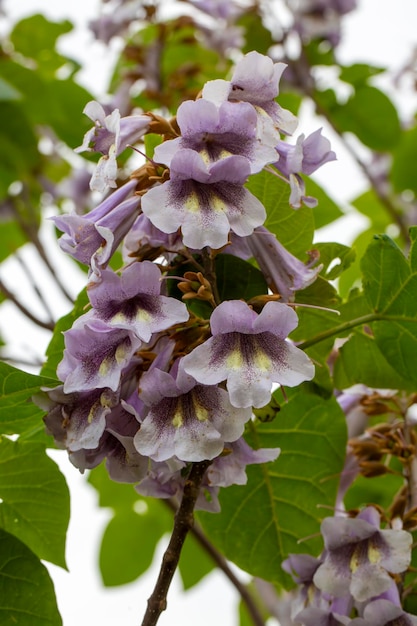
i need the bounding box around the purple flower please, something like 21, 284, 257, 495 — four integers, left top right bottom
122, 213, 185, 263
154, 99, 278, 173
134, 359, 252, 462
294, 605, 351, 626
188, 0, 243, 20
52, 179, 141, 279
274, 129, 336, 208
349, 599, 417, 626
182, 300, 314, 408
244, 226, 322, 301
275, 129, 336, 177
205, 437, 280, 487
85, 262, 189, 342
202, 51, 298, 137
141, 149, 266, 249
135, 457, 187, 500
313, 507, 412, 602
76, 101, 150, 191
40, 385, 119, 452
57, 320, 142, 393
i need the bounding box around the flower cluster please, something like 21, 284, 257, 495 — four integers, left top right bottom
283, 506, 413, 625
41, 51, 335, 509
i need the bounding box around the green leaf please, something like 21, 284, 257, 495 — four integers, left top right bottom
339, 63, 385, 86
198, 392, 347, 586
88, 464, 172, 586
0, 220, 28, 262
390, 126, 417, 195
41, 289, 88, 379
216, 254, 268, 301
41, 79, 93, 148
0, 101, 40, 184
361, 234, 417, 384
88, 463, 139, 511
0, 528, 62, 626
332, 86, 401, 151
178, 529, 215, 590
237, 10, 274, 55
0, 438, 69, 567
99, 502, 170, 586
306, 178, 343, 229
314, 242, 356, 280
0, 77, 21, 101
10, 14, 73, 77
344, 474, 404, 512
246, 170, 314, 259
334, 332, 415, 391
352, 189, 390, 228
0, 362, 59, 438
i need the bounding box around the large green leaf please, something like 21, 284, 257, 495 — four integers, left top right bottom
246, 170, 314, 259
10, 14, 74, 78
390, 125, 417, 196
88, 464, 214, 589
216, 254, 268, 301
334, 332, 416, 391
0, 438, 69, 567
0, 529, 62, 626
178, 527, 215, 590
198, 392, 347, 586
304, 178, 343, 229
41, 289, 88, 379
99, 503, 170, 586
0, 362, 59, 439
0, 220, 28, 263
331, 85, 401, 151
360, 234, 417, 384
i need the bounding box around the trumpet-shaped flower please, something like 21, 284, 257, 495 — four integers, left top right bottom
202, 51, 298, 138
313, 507, 413, 602
58, 320, 142, 393
245, 226, 322, 301
141, 149, 266, 249
134, 360, 252, 462
76, 101, 150, 191
52, 178, 141, 278
349, 599, 417, 626
154, 99, 278, 173
85, 262, 189, 342
182, 300, 314, 408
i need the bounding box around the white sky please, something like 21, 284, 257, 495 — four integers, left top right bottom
1, 1, 417, 625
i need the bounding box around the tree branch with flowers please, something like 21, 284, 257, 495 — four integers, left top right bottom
1, 2, 417, 625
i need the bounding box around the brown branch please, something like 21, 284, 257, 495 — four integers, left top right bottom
164, 499, 266, 626
11, 198, 75, 304
141, 460, 212, 626
15, 251, 55, 324
291, 50, 410, 245
0, 278, 55, 331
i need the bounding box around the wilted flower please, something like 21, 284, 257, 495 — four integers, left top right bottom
76, 101, 150, 192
